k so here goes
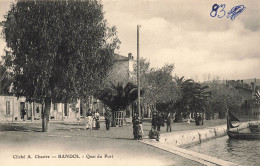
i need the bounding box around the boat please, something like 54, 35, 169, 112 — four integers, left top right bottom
249, 123, 260, 133
227, 110, 260, 140
227, 130, 260, 140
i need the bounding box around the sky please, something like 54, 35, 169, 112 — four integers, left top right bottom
0, 0, 259, 81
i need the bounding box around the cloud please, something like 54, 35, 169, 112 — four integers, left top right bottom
0, 0, 259, 81
103, 0, 260, 81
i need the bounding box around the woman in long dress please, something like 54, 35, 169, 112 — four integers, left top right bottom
92, 112, 96, 130
95, 109, 100, 130
85, 115, 89, 130
88, 112, 93, 130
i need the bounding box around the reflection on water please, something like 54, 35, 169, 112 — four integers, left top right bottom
186, 132, 260, 166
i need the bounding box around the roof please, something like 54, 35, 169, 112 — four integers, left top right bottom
114, 54, 133, 61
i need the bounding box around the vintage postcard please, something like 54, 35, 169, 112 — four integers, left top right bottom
0, 0, 259, 166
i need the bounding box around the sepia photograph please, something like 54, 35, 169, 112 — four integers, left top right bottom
0, 0, 259, 166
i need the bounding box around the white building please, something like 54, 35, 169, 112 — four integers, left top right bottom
0, 95, 80, 122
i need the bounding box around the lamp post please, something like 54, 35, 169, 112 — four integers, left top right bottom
137, 25, 141, 117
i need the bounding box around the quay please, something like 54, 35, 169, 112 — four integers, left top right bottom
141, 120, 260, 166
0, 119, 259, 166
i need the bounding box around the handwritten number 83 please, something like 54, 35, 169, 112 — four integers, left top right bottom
210, 4, 226, 18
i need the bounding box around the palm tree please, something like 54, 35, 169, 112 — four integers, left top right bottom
188, 82, 211, 125
173, 76, 194, 122
173, 76, 211, 124
96, 82, 143, 126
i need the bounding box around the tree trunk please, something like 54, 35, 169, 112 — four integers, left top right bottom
111, 111, 116, 127
82, 101, 87, 119
42, 97, 51, 132
31, 101, 34, 122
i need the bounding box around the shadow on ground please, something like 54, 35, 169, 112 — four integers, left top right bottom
0, 124, 42, 132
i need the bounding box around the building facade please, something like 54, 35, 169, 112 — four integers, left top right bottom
226, 79, 260, 119
0, 95, 80, 122
0, 53, 136, 122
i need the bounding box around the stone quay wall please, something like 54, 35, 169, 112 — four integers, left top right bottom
159, 121, 259, 147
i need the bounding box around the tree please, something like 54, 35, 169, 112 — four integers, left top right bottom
173, 76, 211, 123
147, 65, 179, 104
131, 58, 179, 112
96, 82, 143, 126
0, 62, 13, 95
2, 0, 120, 131
207, 81, 244, 119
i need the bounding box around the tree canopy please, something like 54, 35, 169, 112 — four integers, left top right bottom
131, 58, 179, 106
0, 63, 13, 95
96, 82, 143, 112
2, 0, 120, 131
206, 81, 244, 119
173, 76, 211, 121
3, 0, 120, 102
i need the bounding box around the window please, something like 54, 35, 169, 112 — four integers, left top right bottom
64, 104, 68, 116
6, 101, 10, 116
54, 103, 57, 111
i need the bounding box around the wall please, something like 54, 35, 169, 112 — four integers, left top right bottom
0, 95, 26, 121
0, 95, 81, 122
107, 60, 130, 84
159, 121, 257, 147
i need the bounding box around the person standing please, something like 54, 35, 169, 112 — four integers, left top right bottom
87, 110, 93, 130
151, 112, 157, 130
137, 119, 144, 140
22, 108, 27, 121
156, 112, 161, 131
166, 112, 172, 132
92, 111, 96, 130
105, 112, 111, 130
85, 112, 89, 130
161, 112, 165, 127
95, 109, 100, 130
132, 112, 139, 139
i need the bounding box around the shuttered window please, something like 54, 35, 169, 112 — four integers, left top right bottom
6, 101, 10, 115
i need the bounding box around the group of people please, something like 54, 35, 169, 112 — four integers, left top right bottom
85, 109, 100, 130
148, 111, 174, 141
132, 112, 144, 140
151, 111, 173, 132
131, 111, 174, 141
84, 108, 174, 142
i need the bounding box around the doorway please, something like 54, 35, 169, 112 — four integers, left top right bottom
20, 102, 25, 119
115, 111, 124, 126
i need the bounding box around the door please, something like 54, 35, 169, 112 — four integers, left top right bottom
64, 103, 68, 116
20, 102, 25, 119
116, 111, 124, 126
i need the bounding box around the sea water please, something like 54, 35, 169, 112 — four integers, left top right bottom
186, 129, 260, 166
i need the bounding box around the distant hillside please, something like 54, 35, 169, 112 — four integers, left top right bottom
204, 78, 260, 86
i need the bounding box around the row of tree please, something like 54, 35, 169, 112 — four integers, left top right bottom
126, 58, 247, 123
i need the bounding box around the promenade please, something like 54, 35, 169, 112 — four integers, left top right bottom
0, 119, 238, 166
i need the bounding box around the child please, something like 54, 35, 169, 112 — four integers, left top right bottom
137, 120, 144, 140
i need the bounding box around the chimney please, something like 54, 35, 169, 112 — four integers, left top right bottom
128, 53, 133, 59
251, 82, 255, 90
